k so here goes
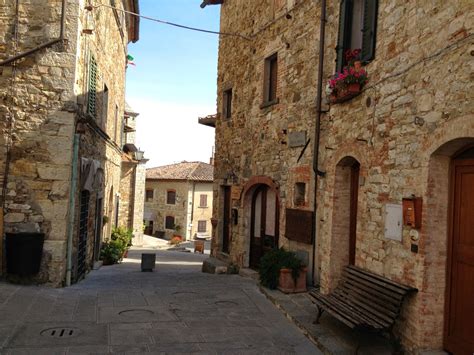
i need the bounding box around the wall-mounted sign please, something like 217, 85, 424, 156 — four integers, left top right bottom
231, 186, 243, 200
288, 131, 307, 148
384, 203, 403, 241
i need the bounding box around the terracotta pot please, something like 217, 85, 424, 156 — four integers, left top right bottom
123, 249, 129, 258
347, 83, 361, 93
278, 267, 307, 293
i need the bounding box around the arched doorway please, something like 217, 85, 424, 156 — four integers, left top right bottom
249, 184, 279, 269
328, 156, 360, 290
445, 145, 474, 354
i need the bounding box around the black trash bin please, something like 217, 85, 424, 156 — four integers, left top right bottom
6, 233, 45, 276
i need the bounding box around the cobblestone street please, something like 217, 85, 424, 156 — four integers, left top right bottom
0, 248, 320, 354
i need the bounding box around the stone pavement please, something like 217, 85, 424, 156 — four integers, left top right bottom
0, 247, 320, 354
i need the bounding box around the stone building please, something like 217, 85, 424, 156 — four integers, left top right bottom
0, 0, 141, 286
206, 0, 473, 353
144, 162, 214, 241
117, 102, 147, 247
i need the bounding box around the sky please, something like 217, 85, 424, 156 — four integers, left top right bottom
126, 0, 220, 168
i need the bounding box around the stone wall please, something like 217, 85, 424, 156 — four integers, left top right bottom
213, 0, 474, 351
144, 180, 191, 240
0, 0, 135, 285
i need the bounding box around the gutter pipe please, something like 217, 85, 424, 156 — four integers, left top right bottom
0, 0, 67, 67
66, 134, 80, 286
311, 0, 327, 286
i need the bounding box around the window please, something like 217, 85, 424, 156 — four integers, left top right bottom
102, 84, 108, 127
145, 189, 154, 202
336, 0, 378, 72
114, 104, 119, 142
87, 55, 97, 118
165, 216, 175, 230
263, 53, 278, 105
167, 190, 176, 205
199, 194, 208, 208
223, 88, 232, 119
198, 220, 207, 233
294, 182, 306, 206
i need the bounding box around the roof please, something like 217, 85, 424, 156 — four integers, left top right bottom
125, 101, 139, 117
146, 161, 214, 182
198, 114, 217, 128
200, 0, 224, 8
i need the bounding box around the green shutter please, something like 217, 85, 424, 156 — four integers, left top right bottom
87, 56, 97, 118
336, 0, 351, 72
361, 0, 378, 62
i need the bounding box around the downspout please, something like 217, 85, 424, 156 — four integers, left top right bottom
66, 134, 80, 287
0, 0, 67, 67
311, 0, 327, 286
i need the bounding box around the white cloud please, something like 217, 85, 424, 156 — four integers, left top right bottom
128, 97, 216, 168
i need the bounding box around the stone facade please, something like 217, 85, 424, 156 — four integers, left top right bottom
144, 162, 214, 241
211, 0, 473, 352
0, 0, 139, 285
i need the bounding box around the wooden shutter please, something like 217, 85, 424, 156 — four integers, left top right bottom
167, 190, 176, 204
361, 0, 378, 62
269, 55, 278, 101
335, 0, 351, 72
200, 194, 207, 207
87, 56, 97, 118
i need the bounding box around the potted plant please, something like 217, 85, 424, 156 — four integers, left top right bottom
172, 224, 183, 240
258, 248, 307, 293
100, 239, 124, 265
327, 48, 368, 103
110, 227, 133, 258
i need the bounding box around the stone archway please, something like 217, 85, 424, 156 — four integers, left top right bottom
326, 156, 360, 291
242, 176, 279, 268
423, 138, 474, 352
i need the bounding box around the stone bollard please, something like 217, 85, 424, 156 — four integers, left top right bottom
141, 253, 156, 272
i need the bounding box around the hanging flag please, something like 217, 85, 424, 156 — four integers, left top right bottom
126, 54, 136, 67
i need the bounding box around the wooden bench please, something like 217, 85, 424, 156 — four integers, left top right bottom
309, 265, 417, 337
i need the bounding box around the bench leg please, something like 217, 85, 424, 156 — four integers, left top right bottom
313, 306, 324, 324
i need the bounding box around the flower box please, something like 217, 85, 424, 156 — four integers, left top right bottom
278, 267, 307, 293
329, 83, 362, 104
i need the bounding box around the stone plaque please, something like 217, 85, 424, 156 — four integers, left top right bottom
288, 131, 307, 148
384, 204, 403, 241
231, 186, 243, 200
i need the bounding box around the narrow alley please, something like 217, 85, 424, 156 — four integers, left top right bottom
0, 248, 320, 354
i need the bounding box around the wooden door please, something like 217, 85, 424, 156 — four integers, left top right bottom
250, 186, 278, 269
222, 186, 231, 254
445, 156, 474, 354
349, 163, 360, 265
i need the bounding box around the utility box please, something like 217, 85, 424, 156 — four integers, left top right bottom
141, 253, 156, 272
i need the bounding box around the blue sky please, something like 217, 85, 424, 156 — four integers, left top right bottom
126, 1, 220, 167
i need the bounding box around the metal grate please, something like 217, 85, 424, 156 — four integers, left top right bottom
87, 55, 97, 118
76, 190, 90, 282
40, 327, 81, 338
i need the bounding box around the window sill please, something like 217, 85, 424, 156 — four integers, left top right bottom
260, 98, 279, 109
198, 206, 208, 209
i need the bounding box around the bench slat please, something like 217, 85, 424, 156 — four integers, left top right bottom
310, 292, 357, 328
337, 283, 399, 318
333, 289, 396, 325
342, 276, 402, 309
346, 265, 416, 292
344, 271, 405, 301
345, 268, 408, 296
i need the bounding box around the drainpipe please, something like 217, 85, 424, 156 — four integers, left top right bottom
0, 0, 67, 67
66, 134, 80, 286
311, 0, 327, 286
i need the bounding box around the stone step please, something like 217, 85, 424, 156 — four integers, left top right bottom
201, 257, 228, 274
239, 268, 259, 281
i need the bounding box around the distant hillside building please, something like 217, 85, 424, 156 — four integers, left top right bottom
144, 162, 214, 240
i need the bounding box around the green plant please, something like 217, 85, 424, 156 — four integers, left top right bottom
173, 224, 182, 234
111, 226, 133, 248
100, 239, 124, 265
258, 248, 305, 289
102, 215, 109, 225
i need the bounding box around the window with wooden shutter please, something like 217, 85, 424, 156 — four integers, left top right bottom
199, 194, 207, 207
145, 189, 154, 202
167, 190, 176, 205
198, 220, 207, 233
223, 88, 232, 120
335, 0, 378, 71
263, 53, 278, 106
87, 55, 97, 118
165, 216, 175, 230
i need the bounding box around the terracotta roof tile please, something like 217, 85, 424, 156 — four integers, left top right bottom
146, 161, 213, 182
